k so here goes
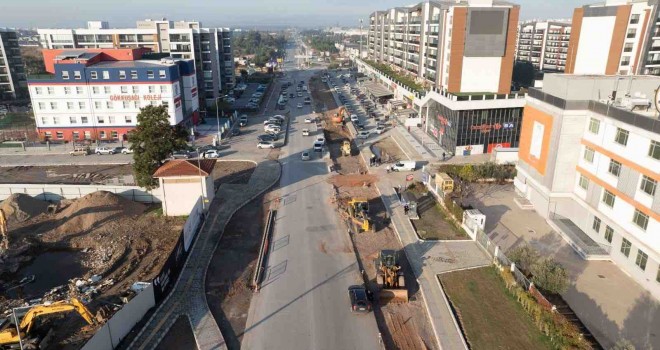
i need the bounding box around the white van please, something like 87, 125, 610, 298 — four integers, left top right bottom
313, 141, 324, 152
390, 161, 416, 172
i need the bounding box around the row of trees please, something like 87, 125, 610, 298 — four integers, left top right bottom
301, 30, 339, 54
232, 31, 286, 67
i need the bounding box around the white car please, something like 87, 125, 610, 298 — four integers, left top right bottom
350, 114, 359, 123
265, 126, 281, 134
297, 103, 303, 108
121, 147, 134, 154
203, 150, 221, 158
302, 128, 310, 136
252, 92, 264, 98
95, 146, 115, 155
316, 137, 325, 145
375, 126, 386, 134
357, 131, 370, 139
272, 115, 286, 121
304, 117, 314, 123
301, 151, 310, 161
258, 141, 276, 149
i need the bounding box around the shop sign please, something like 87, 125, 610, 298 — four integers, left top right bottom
487, 142, 511, 153
470, 122, 515, 133
109, 94, 162, 101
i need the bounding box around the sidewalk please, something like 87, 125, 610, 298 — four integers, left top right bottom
0, 140, 127, 155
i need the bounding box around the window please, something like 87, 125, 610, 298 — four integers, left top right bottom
35, 87, 42, 95
614, 128, 629, 146
173, 84, 179, 95
47, 87, 54, 94
147, 70, 155, 79
627, 28, 636, 38
604, 226, 613, 243
119, 70, 126, 79
132, 86, 139, 93
97, 116, 105, 124
56, 132, 64, 139
104, 86, 111, 94
50, 102, 57, 109
133, 101, 139, 108
148, 86, 156, 93
121, 86, 128, 93
62, 71, 70, 80
91, 71, 98, 80
621, 238, 632, 257
67, 102, 74, 110
592, 216, 601, 232
583, 147, 595, 163
621, 56, 630, 66
111, 131, 118, 139
640, 175, 657, 196
162, 101, 169, 109
131, 71, 138, 79
630, 14, 640, 24
95, 101, 102, 109
160, 85, 167, 93
602, 190, 616, 207
81, 116, 88, 124
106, 101, 113, 109
64, 87, 72, 95
159, 70, 166, 78
623, 43, 633, 52
38, 102, 45, 110
649, 140, 660, 160
40, 117, 47, 125
84, 131, 91, 139
78, 102, 85, 109
102, 71, 110, 79
123, 101, 130, 108
76, 87, 83, 94
588, 118, 600, 134
74, 71, 81, 79
92, 86, 100, 94
44, 132, 52, 139
108, 116, 115, 124
608, 159, 622, 177
635, 250, 648, 271
73, 131, 80, 140
52, 117, 59, 125
125, 116, 132, 123
69, 116, 76, 123
99, 131, 106, 139
633, 209, 649, 231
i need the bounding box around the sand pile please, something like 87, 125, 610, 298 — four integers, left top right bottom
0, 193, 49, 222
52, 191, 146, 236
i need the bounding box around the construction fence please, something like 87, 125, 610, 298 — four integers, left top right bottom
0, 184, 162, 203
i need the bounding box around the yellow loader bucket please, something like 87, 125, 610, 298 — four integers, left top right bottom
379, 288, 409, 303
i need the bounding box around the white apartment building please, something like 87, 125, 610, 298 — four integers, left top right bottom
368, 0, 519, 94
516, 21, 571, 72
566, 0, 660, 76
0, 28, 27, 100
38, 20, 234, 108
515, 74, 660, 298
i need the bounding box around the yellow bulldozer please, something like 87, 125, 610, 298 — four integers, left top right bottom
0, 298, 96, 349
346, 198, 374, 233
375, 250, 409, 303
341, 140, 351, 157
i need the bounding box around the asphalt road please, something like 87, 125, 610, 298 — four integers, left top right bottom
241, 43, 381, 350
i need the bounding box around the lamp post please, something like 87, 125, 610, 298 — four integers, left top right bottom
359, 18, 364, 59
196, 147, 206, 211
215, 97, 222, 144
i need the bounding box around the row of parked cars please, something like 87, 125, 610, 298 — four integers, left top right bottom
245, 84, 269, 110
257, 115, 286, 149
70, 146, 133, 156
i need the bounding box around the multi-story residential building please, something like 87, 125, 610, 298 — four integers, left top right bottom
28, 48, 199, 141
368, 0, 519, 94
515, 74, 660, 298
0, 28, 27, 100
565, 0, 660, 76
516, 21, 571, 72
37, 20, 233, 108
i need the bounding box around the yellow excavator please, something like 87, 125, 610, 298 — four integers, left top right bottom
375, 250, 409, 303
341, 140, 352, 157
0, 298, 95, 348
0, 209, 8, 251
346, 198, 374, 233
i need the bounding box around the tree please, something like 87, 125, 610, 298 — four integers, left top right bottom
508, 244, 540, 275
610, 339, 635, 350
129, 105, 189, 189
531, 258, 569, 294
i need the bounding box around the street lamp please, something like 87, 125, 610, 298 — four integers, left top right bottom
215, 96, 223, 144
359, 19, 364, 59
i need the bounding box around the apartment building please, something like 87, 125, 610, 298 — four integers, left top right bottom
565, 0, 660, 76
516, 21, 571, 72
515, 74, 660, 298
367, 0, 519, 94
28, 48, 199, 141
0, 28, 27, 100
38, 20, 233, 108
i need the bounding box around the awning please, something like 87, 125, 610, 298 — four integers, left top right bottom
364, 82, 394, 98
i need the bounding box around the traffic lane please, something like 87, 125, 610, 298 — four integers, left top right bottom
0, 153, 132, 166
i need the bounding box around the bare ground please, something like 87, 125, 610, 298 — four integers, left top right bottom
0, 164, 134, 185
373, 137, 407, 163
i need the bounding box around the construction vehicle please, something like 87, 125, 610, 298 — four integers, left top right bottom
374, 250, 408, 303
0, 209, 7, 251
346, 199, 374, 233
331, 106, 345, 125
0, 298, 95, 349
341, 140, 351, 157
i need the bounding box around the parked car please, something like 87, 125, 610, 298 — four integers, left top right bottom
313, 141, 323, 152
203, 150, 221, 158
258, 134, 278, 142
304, 117, 314, 123
239, 116, 248, 126
375, 125, 386, 134
357, 131, 370, 139
265, 125, 281, 133
301, 151, 310, 161
348, 286, 371, 313
316, 136, 325, 145
69, 146, 90, 156
257, 141, 276, 149
289, 93, 295, 98
350, 114, 359, 123
95, 146, 116, 155
297, 103, 303, 109
389, 161, 416, 172
171, 150, 193, 159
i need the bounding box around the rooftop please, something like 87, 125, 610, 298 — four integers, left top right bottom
91, 60, 178, 69
153, 159, 216, 178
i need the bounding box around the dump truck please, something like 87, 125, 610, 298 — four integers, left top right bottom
346, 198, 374, 233
341, 140, 351, 157
0, 298, 95, 349
375, 250, 408, 303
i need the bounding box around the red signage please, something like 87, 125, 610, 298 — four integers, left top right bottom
471, 123, 503, 133
109, 94, 162, 101
487, 142, 511, 153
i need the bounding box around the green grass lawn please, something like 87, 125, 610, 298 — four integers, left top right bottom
439, 266, 553, 350
412, 202, 468, 240
0, 112, 35, 130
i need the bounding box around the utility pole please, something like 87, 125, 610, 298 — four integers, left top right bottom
359, 18, 364, 59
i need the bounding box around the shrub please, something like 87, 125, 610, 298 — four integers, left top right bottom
611, 339, 635, 350
531, 258, 569, 295
508, 244, 540, 275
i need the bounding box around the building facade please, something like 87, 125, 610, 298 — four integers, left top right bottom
367, 0, 519, 94
28, 48, 199, 142
0, 28, 27, 100
516, 21, 571, 72
565, 0, 660, 76
38, 20, 233, 108
515, 74, 660, 298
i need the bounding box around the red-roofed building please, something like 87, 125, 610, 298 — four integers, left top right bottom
154, 159, 215, 216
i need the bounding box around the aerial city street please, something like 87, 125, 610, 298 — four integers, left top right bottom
0, 0, 658, 349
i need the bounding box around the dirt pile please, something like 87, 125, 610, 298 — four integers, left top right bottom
328, 174, 377, 188
0, 193, 49, 222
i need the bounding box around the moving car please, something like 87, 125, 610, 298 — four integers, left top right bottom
297, 92, 303, 97
389, 161, 416, 172
202, 149, 221, 158
348, 286, 371, 313
171, 150, 193, 159
297, 103, 303, 109
302, 128, 310, 136
257, 141, 276, 149
304, 117, 314, 123
357, 131, 370, 139
258, 134, 278, 142
313, 141, 323, 152
95, 146, 116, 155
301, 151, 310, 161
316, 136, 325, 145
239, 115, 248, 126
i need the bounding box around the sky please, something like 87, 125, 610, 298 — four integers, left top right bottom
1, 0, 595, 29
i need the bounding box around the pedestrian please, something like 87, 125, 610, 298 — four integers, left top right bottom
404, 204, 409, 215
442, 152, 446, 161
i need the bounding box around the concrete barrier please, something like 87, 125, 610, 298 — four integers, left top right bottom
0, 184, 161, 203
